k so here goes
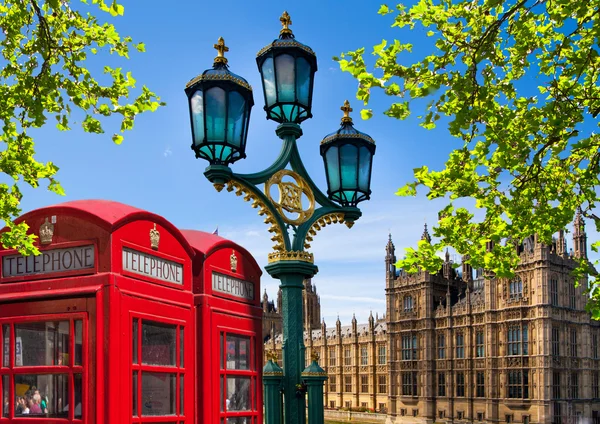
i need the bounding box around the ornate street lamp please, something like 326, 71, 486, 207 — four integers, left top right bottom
185, 37, 254, 165
185, 13, 376, 424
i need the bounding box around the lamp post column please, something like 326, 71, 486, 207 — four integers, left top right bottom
265, 260, 318, 424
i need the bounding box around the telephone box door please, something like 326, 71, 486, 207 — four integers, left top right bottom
0, 297, 94, 423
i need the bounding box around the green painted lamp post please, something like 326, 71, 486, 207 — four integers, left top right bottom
184, 12, 376, 424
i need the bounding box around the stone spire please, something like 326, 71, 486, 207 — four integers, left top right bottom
573, 207, 588, 259
443, 248, 452, 279
462, 255, 473, 284
368, 311, 375, 331
263, 289, 269, 312
351, 313, 358, 334
421, 223, 432, 243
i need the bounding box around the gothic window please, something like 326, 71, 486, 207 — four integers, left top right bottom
344, 376, 352, 393
329, 375, 337, 392
593, 334, 598, 360
476, 372, 485, 397
594, 372, 599, 399
507, 324, 528, 355
552, 372, 561, 399
412, 335, 417, 360
552, 327, 560, 357
402, 336, 411, 360
438, 334, 445, 359
509, 278, 523, 298
476, 331, 485, 357
360, 346, 368, 365
403, 295, 414, 312
568, 281, 576, 309
456, 372, 465, 397
570, 329, 578, 357
402, 372, 417, 396
378, 375, 387, 394
437, 373, 446, 397
507, 370, 529, 399
456, 333, 465, 359
570, 373, 579, 399
378, 345, 386, 364
550, 277, 559, 306
329, 347, 336, 366
344, 347, 352, 366
360, 375, 369, 393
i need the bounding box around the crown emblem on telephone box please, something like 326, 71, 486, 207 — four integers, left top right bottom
150, 223, 160, 250
230, 250, 238, 273
39, 218, 54, 245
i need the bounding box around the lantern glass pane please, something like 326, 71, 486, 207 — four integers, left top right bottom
227, 91, 245, 147
325, 146, 340, 192
296, 57, 311, 105
275, 54, 295, 103
340, 144, 358, 190
282, 104, 295, 121
358, 145, 372, 191
205, 87, 227, 142
261, 57, 276, 106
190, 90, 204, 146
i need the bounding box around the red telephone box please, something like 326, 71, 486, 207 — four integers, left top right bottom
0, 200, 262, 424
182, 231, 263, 424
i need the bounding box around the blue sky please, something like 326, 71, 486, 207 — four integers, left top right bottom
15, 0, 598, 326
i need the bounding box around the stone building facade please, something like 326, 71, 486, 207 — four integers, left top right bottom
263, 211, 600, 423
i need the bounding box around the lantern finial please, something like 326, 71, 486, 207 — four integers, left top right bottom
213, 37, 229, 65
341, 100, 353, 124
280, 11, 293, 36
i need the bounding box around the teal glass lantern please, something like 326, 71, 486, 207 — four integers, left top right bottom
256, 12, 317, 124
320, 101, 376, 207
185, 37, 254, 165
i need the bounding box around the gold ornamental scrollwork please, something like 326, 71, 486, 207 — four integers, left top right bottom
264, 169, 315, 226
303, 212, 346, 250
268, 250, 314, 264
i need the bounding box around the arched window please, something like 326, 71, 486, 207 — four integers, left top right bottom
509, 278, 523, 298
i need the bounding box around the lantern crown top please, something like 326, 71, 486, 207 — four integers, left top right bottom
321, 100, 375, 146
213, 37, 229, 66
280, 11, 293, 38
341, 100, 353, 124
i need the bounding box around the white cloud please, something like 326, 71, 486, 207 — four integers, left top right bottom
163, 147, 173, 157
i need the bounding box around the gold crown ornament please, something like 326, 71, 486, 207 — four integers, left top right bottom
39, 218, 54, 245
150, 223, 160, 250
230, 250, 238, 273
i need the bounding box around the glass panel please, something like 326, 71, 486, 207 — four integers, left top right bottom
14, 374, 68, 418
179, 327, 184, 369
226, 335, 250, 370
133, 372, 138, 416
282, 104, 295, 122
325, 146, 340, 192
358, 146, 372, 191
74, 374, 82, 419
220, 376, 224, 412
275, 54, 295, 103
340, 144, 358, 190
141, 372, 176, 416
15, 321, 69, 367
75, 320, 83, 366
227, 418, 252, 424
142, 321, 176, 366
261, 58, 276, 106
227, 91, 246, 147
205, 87, 227, 143
220, 333, 224, 370
2, 324, 8, 367
191, 90, 205, 146
179, 375, 184, 415
226, 376, 251, 411
295, 57, 311, 105
2, 375, 8, 417
133, 319, 138, 364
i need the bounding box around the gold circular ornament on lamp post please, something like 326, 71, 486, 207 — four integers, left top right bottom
265, 169, 315, 225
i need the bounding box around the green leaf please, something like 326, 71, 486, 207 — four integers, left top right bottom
112, 134, 124, 145
360, 109, 373, 120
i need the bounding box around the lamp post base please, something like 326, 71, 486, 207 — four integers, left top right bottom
265, 260, 318, 424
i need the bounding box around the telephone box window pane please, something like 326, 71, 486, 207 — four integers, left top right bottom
132, 320, 138, 364
2, 324, 8, 367
220, 376, 224, 412
220, 333, 224, 369
132, 372, 138, 416
142, 321, 176, 366
2, 375, 8, 417
14, 374, 68, 418
179, 375, 184, 415
141, 372, 176, 416
15, 321, 70, 367
226, 377, 250, 411
226, 335, 250, 370
179, 328, 184, 368
227, 418, 252, 423
74, 373, 83, 418
75, 320, 83, 366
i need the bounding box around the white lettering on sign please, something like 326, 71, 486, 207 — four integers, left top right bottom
212, 272, 254, 301
122, 247, 183, 285
2, 245, 95, 278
